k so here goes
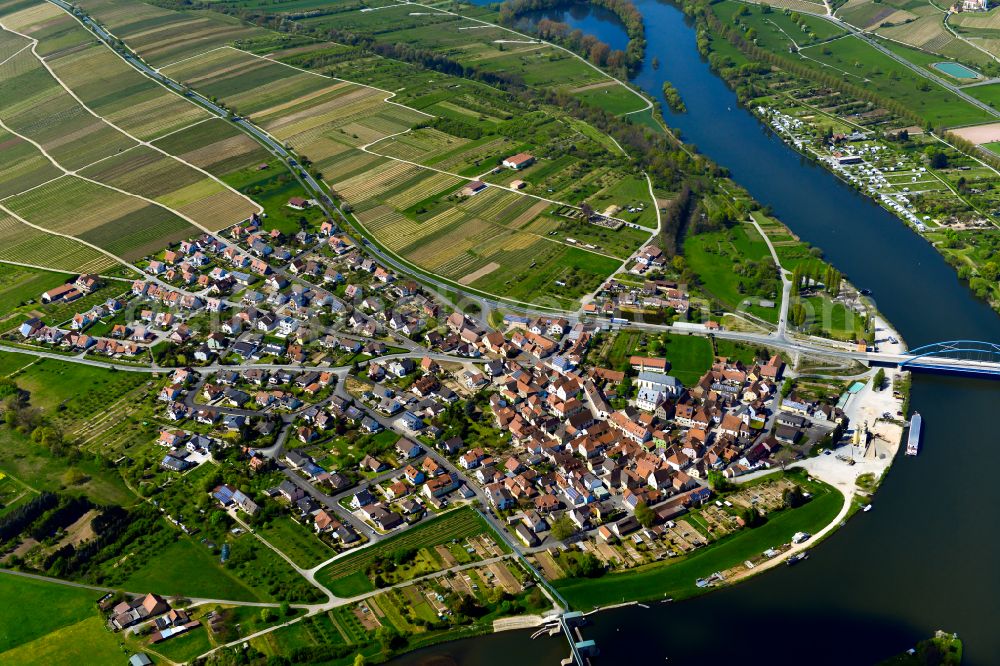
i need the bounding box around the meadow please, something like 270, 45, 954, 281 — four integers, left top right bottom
717, 1, 993, 127
258, 517, 336, 569
795, 34, 993, 127
0, 263, 70, 314
0, 574, 125, 664
683, 222, 777, 312
118, 538, 264, 602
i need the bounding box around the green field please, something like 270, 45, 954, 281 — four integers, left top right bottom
0, 574, 109, 653
555, 483, 844, 608
684, 223, 777, 311
119, 538, 264, 602
0, 264, 71, 316
1, 614, 124, 665
0, 425, 135, 506
316, 508, 498, 597
11, 358, 148, 430
967, 82, 1000, 109
796, 35, 993, 127
661, 333, 715, 385
259, 517, 336, 569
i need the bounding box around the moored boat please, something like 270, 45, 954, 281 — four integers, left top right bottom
906, 412, 922, 456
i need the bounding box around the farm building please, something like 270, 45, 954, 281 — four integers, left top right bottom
462, 180, 487, 196
41, 283, 82, 304
502, 153, 535, 170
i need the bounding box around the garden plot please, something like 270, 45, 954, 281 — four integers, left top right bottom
0, 46, 136, 171
0, 209, 117, 273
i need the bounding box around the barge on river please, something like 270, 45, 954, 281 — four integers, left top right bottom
906, 412, 922, 456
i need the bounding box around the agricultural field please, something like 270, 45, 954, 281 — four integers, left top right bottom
0, 263, 70, 316
720, 2, 995, 127
75, 0, 268, 67
0, 4, 260, 238
315, 508, 499, 596
0, 35, 137, 170
78, 145, 260, 231
151, 36, 647, 305
6, 0, 210, 139
152, 118, 270, 177
10, 357, 149, 430
0, 126, 61, 199
0, 209, 118, 274
0, 574, 122, 659
4, 176, 196, 261
0, 423, 136, 506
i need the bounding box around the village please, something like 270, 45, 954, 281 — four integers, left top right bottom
5, 181, 905, 571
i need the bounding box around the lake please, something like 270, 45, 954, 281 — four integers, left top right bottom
392, 2, 1000, 664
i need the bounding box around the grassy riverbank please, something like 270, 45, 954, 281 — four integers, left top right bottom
554, 484, 843, 608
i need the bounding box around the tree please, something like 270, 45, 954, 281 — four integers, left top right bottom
261, 607, 276, 624
783, 486, 806, 509
354, 654, 366, 666
550, 514, 576, 541
873, 368, 886, 391
280, 601, 292, 617
634, 500, 655, 528
706, 470, 732, 492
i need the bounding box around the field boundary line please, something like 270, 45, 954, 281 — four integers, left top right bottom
0, 41, 29, 67
154, 45, 229, 71
0, 173, 68, 203
10, 11, 263, 221
224, 45, 434, 118
149, 115, 214, 142
65, 143, 142, 175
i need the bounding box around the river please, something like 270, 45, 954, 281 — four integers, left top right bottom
391, 1, 1000, 664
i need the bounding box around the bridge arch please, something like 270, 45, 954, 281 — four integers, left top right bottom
900, 340, 1000, 367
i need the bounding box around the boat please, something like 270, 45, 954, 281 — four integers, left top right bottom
787, 551, 809, 566
906, 412, 922, 456
863, 504, 872, 513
